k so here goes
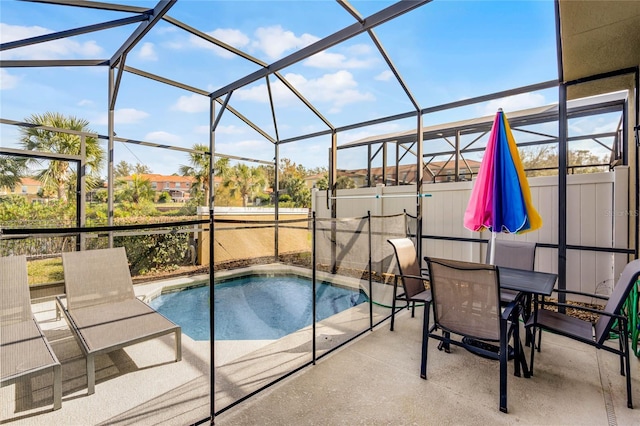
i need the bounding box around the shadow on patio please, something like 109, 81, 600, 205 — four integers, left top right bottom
2, 298, 638, 425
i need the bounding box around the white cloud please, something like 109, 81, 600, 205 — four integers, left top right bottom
189, 28, 250, 58
0, 69, 20, 90
77, 99, 93, 106
171, 94, 209, 113
155, 26, 177, 35
304, 50, 375, 69
235, 70, 375, 113
481, 93, 546, 116
216, 124, 245, 135
94, 108, 149, 125
144, 131, 182, 145
375, 70, 394, 81
304, 43, 378, 69
252, 25, 319, 60
0, 23, 103, 60
194, 125, 210, 135
137, 42, 157, 61
569, 117, 618, 137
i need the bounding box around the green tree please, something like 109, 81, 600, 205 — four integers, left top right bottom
133, 163, 152, 174
19, 112, 104, 202
277, 158, 312, 207
520, 146, 609, 177
179, 144, 230, 206
0, 155, 28, 189
115, 161, 151, 177
315, 173, 329, 190
116, 174, 154, 204
224, 163, 266, 207
283, 176, 311, 207
115, 161, 132, 178
335, 175, 356, 189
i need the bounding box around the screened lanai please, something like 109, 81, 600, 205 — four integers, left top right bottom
1, 0, 639, 424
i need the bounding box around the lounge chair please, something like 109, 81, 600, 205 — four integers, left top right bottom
1, 255, 62, 410
526, 258, 640, 409
57, 247, 181, 395
387, 238, 432, 332
424, 257, 527, 413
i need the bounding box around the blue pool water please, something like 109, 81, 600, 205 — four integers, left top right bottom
149, 275, 367, 341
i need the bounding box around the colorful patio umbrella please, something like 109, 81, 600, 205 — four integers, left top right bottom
463, 109, 542, 264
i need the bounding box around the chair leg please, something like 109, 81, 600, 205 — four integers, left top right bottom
420, 302, 430, 380
499, 319, 508, 413
621, 319, 633, 409
390, 279, 398, 331
87, 355, 95, 395
175, 329, 182, 361
411, 301, 416, 318
528, 325, 537, 376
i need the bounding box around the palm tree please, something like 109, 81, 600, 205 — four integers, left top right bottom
116, 174, 154, 204
19, 112, 104, 202
0, 155, 28, 190
224, 163, 266, 207
179, 143, 229, 205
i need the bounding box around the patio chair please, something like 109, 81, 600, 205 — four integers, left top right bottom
487, 239, 537, 304
57, 247, 181, 395
424, 257, 527, 413
1, 255, 62, 411
387, 238, 432, 332
526, 258, 640, 409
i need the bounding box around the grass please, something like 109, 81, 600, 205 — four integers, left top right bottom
28, 257, 64, 286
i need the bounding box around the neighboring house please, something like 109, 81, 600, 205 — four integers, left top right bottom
304, 173, 326, 189
329, 160, 483, 188
0, 177, 42, 201
120, 174, 196, 202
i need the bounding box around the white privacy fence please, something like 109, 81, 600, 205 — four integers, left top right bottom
312, 167, 631, 297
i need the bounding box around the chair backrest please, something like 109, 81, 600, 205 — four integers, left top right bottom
594, 258, 640, 344
426, 257, 501, 341
487, 239, 536, 270
0, 255, 32, 325
62, 247, 135, 310
387, 238, 425, 299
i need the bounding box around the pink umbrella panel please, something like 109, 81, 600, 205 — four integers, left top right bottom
463, 109, 542, 235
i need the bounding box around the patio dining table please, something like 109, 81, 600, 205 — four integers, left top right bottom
498, 266, 558, 347
498, 267, 558, 298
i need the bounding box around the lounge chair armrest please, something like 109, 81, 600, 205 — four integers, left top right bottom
549, 288, 609, 301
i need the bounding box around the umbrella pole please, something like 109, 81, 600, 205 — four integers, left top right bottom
489, 232, 497, 265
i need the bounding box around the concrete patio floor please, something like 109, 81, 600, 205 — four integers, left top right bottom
215, 306, 640, 426
2, 294, 639, 425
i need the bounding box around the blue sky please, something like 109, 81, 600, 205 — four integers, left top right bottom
0, 0, 591, 176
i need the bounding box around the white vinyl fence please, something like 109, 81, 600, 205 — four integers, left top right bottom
312, 167, 631, 298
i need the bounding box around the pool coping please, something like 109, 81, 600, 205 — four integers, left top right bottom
136, 263, 371, 304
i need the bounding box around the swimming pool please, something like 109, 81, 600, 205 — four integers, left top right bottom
149, 274, 367, 341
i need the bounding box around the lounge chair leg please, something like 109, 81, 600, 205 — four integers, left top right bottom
87, 355, 95, 395
53, 364, 62, 410
175, 329, 182, 361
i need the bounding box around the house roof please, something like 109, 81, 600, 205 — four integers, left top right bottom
559, 0, 640, 97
